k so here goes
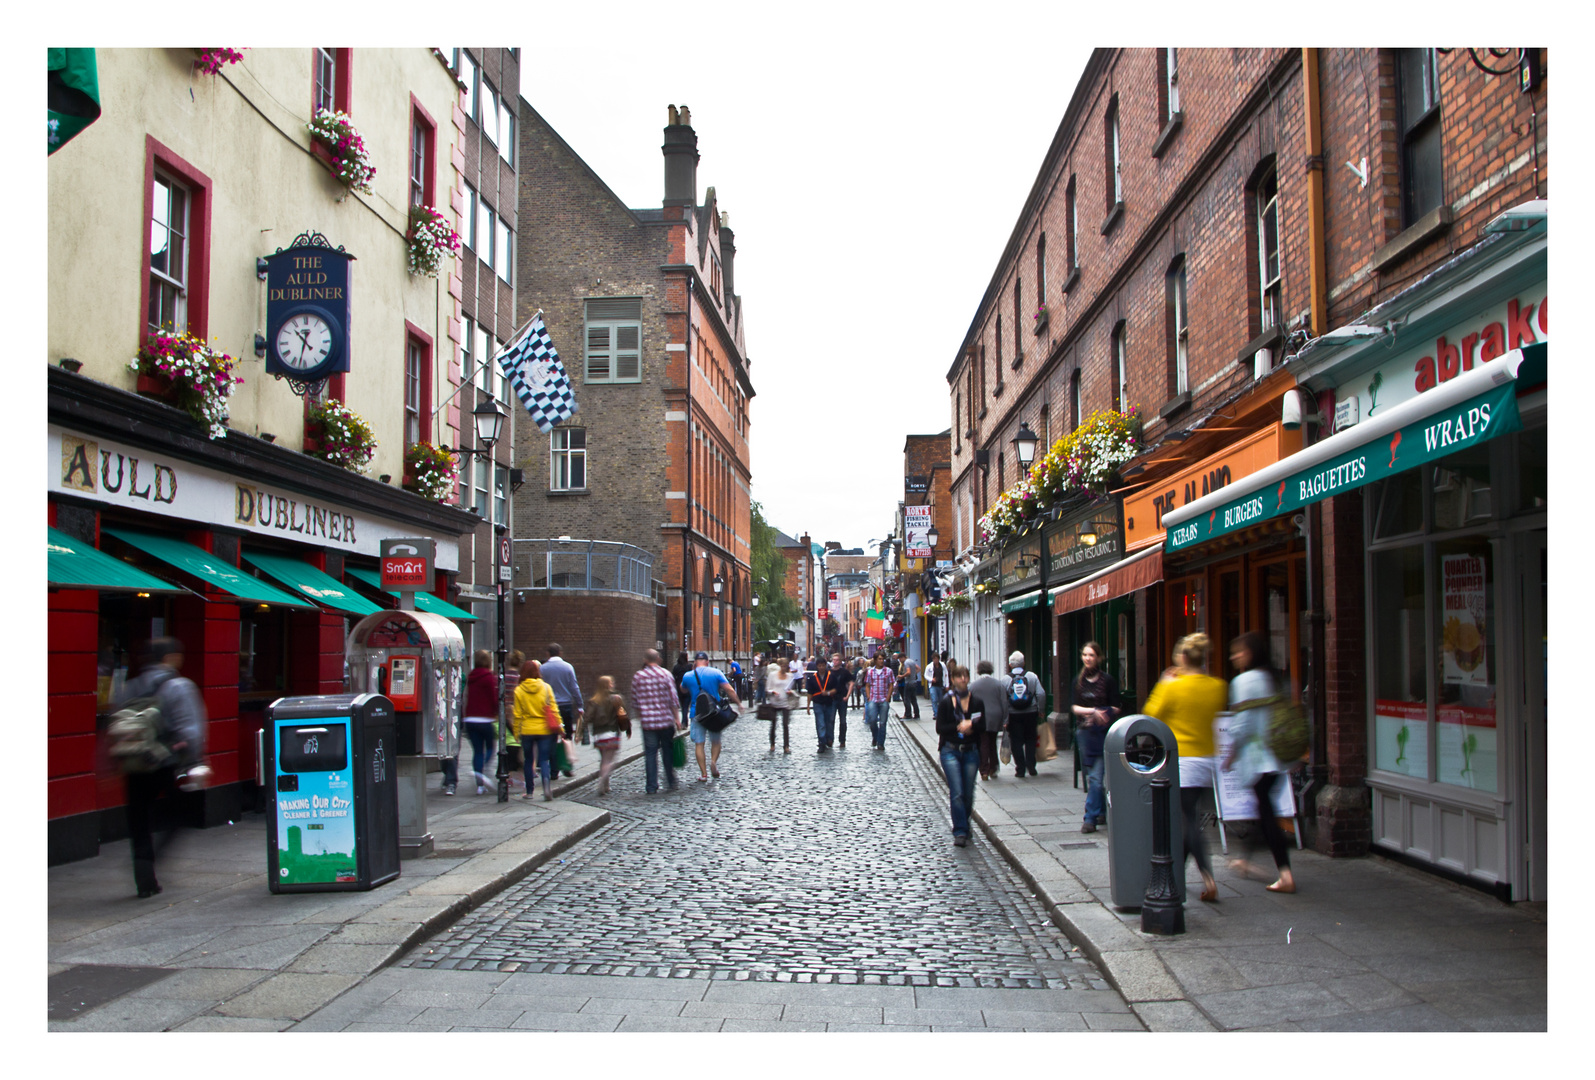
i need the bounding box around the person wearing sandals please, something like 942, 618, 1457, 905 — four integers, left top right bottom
1142, 633, 1227, 903
1070, 642, 1120, 832
765, 658, 798, 752
1223, 632, 1296, 894
935, 664, 986, 848
512, 659, 561, 802
576, 676, 629, 796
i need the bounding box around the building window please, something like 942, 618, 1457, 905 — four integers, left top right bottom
1039, 404, 1050, 451
584, 297, 642, 383
471, 457, 489, 517
1012, 278, 1022, 365
313, 48, 337, 113
498, 95, 514, 164
147, 173, 189, 334
1065, 175, 1079, 271
955, 390, 962, 451
476, 199, 495, 265
460, 316, 479, 388
1168, 257, 1189, 396
994, 316, 1003, 372
461, 184, 478, 251
479, 80, 500, 146
1397, 48, 1443, 226
1070, 370, 1082, 430
457, 49, 478, 121
997, 452, 1005, 495
494, 465, 508, 526
409, 107, 435, 207
495, 218, 513, 283
1036, 234, 1046, 306
1160, 48, 1180, 122
551, 427, 587, 490
1256, 162, 1281, 337
1105, 95, 1122, 210
1113, 321, 1128, 413
404, 337, 424, 447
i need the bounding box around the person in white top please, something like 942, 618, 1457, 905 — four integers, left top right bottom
765, 658, 798, 753
1222, 631, 1295, 894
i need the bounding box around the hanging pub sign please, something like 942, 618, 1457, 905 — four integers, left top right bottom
999, 534, 1043, 595
1043, 497, 1125, 587
264, 231, 355, 388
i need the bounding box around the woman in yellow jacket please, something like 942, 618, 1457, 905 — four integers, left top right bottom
513, 659, 563, 802
1143, 632, 1228, 902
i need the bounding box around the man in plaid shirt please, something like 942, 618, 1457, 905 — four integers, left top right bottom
630, 649, 683, 793
863, 651, 897, 750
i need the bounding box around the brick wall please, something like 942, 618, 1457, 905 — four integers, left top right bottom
511, 591, 660, 713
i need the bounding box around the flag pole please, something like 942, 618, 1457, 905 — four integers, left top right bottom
431, 309, 545, 418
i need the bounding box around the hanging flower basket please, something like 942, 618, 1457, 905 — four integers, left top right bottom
129, 332, 241, 440
307, 108, 376, 195
1033, 304, 1050, 336
403, 442, 458, 502
194, 48, 245, 76
979, 406, 1143, 545
305, 399, 378, 474
407, 205, 462, 277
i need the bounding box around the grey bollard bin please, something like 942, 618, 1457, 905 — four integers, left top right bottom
1104, 714, 1185, 908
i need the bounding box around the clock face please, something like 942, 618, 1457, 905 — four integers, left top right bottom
275, 312, 334, 371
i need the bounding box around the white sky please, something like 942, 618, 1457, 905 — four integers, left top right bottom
515, 7, 1092, 551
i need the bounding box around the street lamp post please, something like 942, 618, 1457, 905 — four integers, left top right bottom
452, 397, 510, 800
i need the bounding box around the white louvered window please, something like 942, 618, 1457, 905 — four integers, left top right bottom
584, 297, 643, 383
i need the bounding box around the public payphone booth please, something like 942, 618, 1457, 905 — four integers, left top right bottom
346, 607, 464, 858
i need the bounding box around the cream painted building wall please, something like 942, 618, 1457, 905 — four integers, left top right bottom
47, 48, 464, 486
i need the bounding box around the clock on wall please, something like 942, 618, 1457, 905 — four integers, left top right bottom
262, 231, 356, 393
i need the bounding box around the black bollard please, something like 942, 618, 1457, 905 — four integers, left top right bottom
1141, 776, 1185, 935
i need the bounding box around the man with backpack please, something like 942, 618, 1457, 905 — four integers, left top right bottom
1004, 650, 1047, 779
681, 651, 740, 781
109, 636, 208, 899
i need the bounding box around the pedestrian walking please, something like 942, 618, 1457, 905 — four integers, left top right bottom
926, 651, 949, 721
765, 658, 798, 752
967, 659, 1010, 781
862, 651, 896, 749
1142, 632, 1227, 902
808, 654, 848, 750
898, 659, 922, 719
576, 675, 629, 796
512, 659, 561, 802
542, 645, 583, 764
630, 649, 683, 794
1069, 642, 1120, 832
111, 636, 208, 899
462, 650, 500, 795
682, 651, 740, 780
935, 664, 985, 848
672, 650, 693, 718
1004, 651, 1047, 778
500, 650, 525, 791
851, 658, 867, 708
1223, 631, 1296, 893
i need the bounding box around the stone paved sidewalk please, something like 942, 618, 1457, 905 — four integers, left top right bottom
47, 737, 641, 1031
898, 712, 1546, 1031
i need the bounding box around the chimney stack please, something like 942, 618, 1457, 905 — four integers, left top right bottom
719, 212, 736, 301
663, 103, 698, 207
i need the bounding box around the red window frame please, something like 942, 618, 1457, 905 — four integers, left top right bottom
139, 136, 211, 345
404, 321, 434, 449
409, 93, 437, 208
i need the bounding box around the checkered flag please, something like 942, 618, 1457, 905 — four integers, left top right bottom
497, 314, 578, 433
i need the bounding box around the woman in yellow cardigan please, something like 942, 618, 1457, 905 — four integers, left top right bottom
513, 659, 563, 802
1143, 632, 1228, 902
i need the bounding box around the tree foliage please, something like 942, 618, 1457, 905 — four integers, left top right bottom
750, 501, 803, 643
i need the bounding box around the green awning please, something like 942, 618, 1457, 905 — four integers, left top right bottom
103, 527, 313, 608
1001, 589, 1043, 614
1164, 350, 1530, 553
241, 550, 383, 616
345, 566, 478, 621
48, 527, 181, 593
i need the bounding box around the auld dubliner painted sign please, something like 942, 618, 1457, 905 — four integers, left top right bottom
1166, 379, 1522, 552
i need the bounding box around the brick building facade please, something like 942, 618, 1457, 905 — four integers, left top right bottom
511, 103, 754, 689
946, 48, 1547, 899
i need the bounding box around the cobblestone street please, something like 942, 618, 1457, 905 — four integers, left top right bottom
408, 715, 1110, 992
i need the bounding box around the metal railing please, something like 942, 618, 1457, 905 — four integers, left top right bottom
513, 538, 655, 598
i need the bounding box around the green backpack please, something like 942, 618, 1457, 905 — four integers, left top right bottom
1233, 691, 1310, 764
106, 696, 174, 774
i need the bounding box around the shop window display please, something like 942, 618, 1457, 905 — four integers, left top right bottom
1372, 546, 1427, 779
1434, 538, 1496, 792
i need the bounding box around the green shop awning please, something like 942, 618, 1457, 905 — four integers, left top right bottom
48, 527, 181, 593
1001, 589, 1044, 614
242, 550, 383, 617
103, 527, 313, 608
1163, 350, 1531, 553
345, 566, 478, 621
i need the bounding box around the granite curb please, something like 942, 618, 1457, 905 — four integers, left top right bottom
897, 714, 1205, 1030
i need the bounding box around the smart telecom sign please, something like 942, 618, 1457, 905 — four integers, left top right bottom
904, 505, 933, 558
1167, 376, 1522, 552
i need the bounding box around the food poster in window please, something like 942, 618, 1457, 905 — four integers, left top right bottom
1437, 549, 1496, 791
275, 719, 357, 885
1440, 553, 1488, 687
